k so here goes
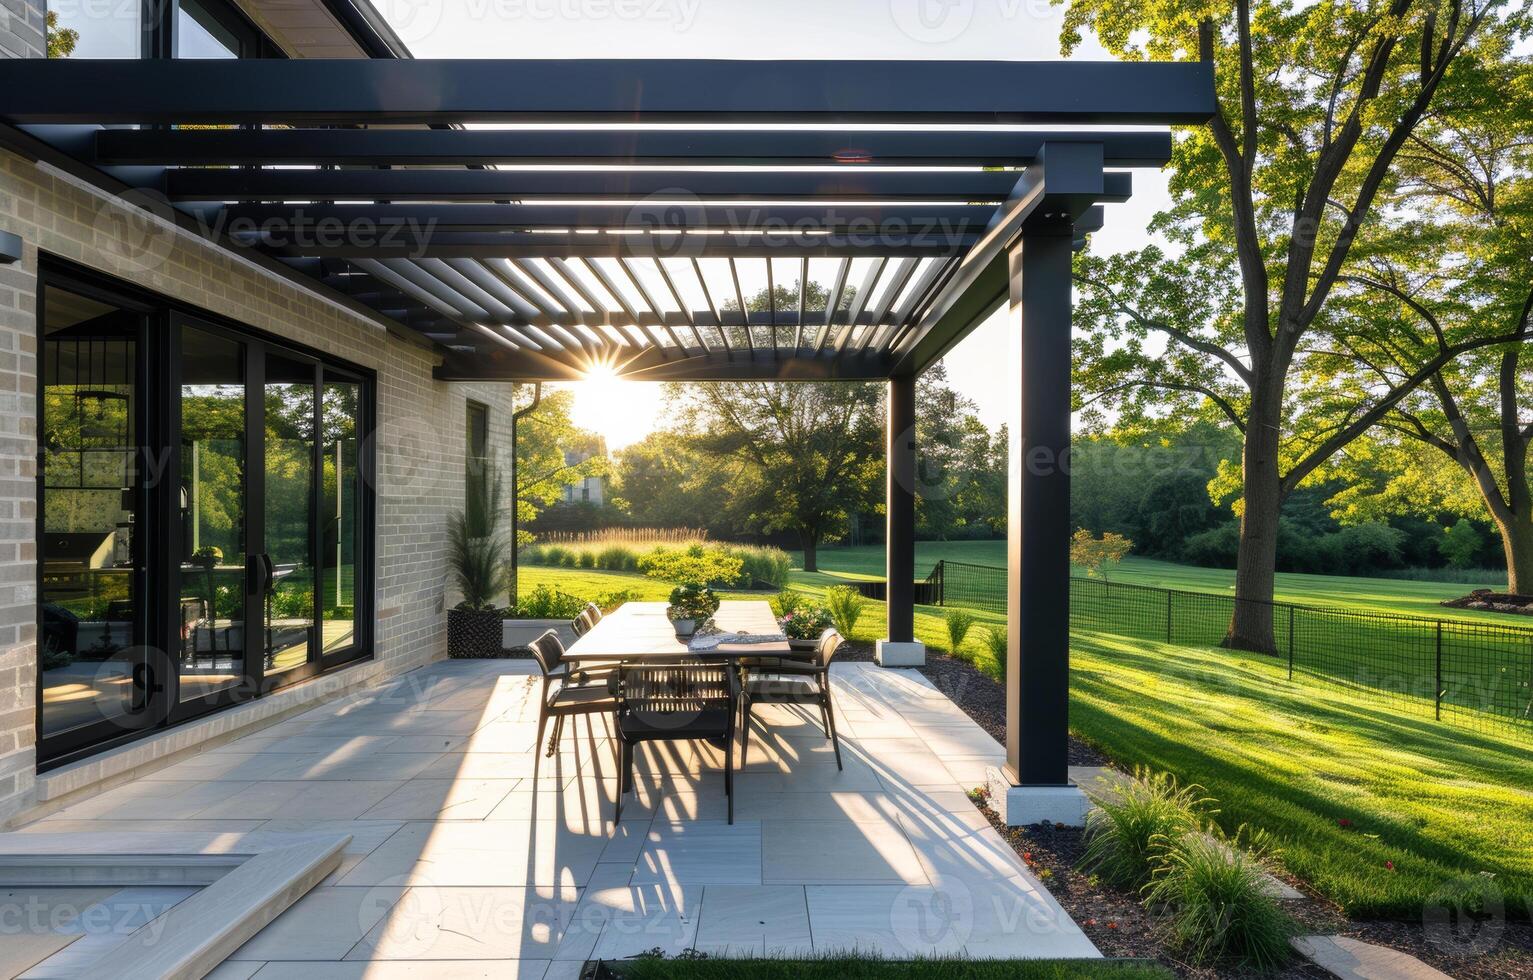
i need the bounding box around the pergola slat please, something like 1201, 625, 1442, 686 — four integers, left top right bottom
247, 232, 980, 259
96, 127, 1175, 168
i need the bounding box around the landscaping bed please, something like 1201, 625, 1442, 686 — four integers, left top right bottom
588, 955, 1175, 979
859, 639, 1533, 979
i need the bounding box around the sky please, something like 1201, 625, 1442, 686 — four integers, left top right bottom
369, 0, 1175, 447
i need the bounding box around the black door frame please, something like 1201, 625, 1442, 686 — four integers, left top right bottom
37, 258, 376, 770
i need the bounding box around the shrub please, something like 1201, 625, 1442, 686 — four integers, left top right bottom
770, 589, 805, 618
577, 550, 597, 569
944, 609, 976, 653
983, 626, 1007, 680
1144, 827, 1292, 971
825, 585, 867, 635
513, 584, 585, 620
596, 544, 635, 571
521, 543, 547, 565
591, 589, 639, 612
1079, 768, 1209, 890
541, 545, 571, 567
637, 544, 744, 587
732, 545, 792, 588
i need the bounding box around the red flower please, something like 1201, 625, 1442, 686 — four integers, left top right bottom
1337, 818, 1352, 828
1022, 852, 1033, 862
1385, 860, 1395, 871
1085, 918, 1098, 927
1107, 921, 1119, 930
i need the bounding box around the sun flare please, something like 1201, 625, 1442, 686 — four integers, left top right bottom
567, 363, 663, 450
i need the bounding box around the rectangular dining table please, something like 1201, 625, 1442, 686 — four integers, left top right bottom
560, 600, 791, 663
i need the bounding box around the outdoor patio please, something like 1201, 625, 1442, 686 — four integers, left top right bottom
6, 656, 1098, 976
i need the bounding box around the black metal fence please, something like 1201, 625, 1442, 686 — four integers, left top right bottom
933, 560, 1533, 738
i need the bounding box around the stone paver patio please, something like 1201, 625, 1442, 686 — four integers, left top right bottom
11, 659, 1097, 977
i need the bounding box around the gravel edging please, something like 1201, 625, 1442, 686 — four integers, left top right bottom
838, 640, 1533, 980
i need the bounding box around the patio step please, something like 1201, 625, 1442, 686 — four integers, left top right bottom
11, 835, 348, 980
1292, 935, 1453, 980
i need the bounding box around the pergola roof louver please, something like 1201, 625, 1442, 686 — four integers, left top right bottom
0, 57, 1214, 382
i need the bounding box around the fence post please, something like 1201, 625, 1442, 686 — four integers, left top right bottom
1287, 605, 1295, 680
1435, 621, 1443, 721
1165, 589, 1173, 644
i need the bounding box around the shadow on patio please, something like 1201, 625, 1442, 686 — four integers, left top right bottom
9, 657, 1096, 976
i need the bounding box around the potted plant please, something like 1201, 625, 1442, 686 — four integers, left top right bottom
446, 493, 509, 658
779, 598, 833, 651
667, 583, 719, 639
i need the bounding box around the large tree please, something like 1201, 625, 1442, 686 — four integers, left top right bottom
1064, 0, 1529, 649
1318, 62, 1533, 588
668, 378, 883, 571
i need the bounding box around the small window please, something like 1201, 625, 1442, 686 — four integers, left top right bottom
466, 402, 491, 527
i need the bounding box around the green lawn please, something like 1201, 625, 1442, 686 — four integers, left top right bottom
795, 544, 1511, 625
523, 552, 1533, 921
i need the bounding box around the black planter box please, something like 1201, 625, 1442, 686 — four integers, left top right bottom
448, 607, 506, 658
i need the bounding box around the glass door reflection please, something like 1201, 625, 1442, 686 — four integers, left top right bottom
263, 354, 317, 675
321, 378, 361, 654
39, 286, 145, 745
177, 324, 247, 702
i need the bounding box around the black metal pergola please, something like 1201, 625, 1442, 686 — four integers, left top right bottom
0, 56, 1214, 810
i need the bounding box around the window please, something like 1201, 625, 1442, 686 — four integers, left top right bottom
466, 402, 491, 531
46, 0, 280, 60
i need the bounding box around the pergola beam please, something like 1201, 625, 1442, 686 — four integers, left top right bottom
94, 127, 1176, 168
892, 142, 1106, 375
434, 346, 896, 382
1, 59, 1217, 125
163, 168, 1034, 203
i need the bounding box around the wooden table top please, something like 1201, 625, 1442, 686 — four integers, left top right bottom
561, 600, 790, 662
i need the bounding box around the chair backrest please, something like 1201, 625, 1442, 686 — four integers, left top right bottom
614, 664, 738, 730
528, 629, 565, 677
815, 628, 845, 669
571, 607, 596, 637
584, 602, 603, 624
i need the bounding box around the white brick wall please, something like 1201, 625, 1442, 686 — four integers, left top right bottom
0, 147, 520, 823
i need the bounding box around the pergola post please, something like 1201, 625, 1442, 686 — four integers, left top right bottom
986, 221, 1089, 826
877, 373, 925, 667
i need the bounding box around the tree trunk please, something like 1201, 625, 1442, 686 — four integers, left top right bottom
1499, 514, 1533, 596
1225, 385, 1282, 653
802, 533, 819, 573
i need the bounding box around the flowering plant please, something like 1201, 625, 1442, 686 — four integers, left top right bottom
779, 603, 832, 640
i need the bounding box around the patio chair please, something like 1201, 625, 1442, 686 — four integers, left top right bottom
571, 602, 602, 637
610, 663, 740, 824
529, 629, 618, 762
741, 627, 846, 770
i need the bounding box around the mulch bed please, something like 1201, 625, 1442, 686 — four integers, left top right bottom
839, 640, 1533, 979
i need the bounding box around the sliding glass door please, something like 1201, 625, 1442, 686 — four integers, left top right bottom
38, 263, 373, 768
169, 319, 370, 719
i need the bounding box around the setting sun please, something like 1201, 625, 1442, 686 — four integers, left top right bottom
565, 366, 666, 450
